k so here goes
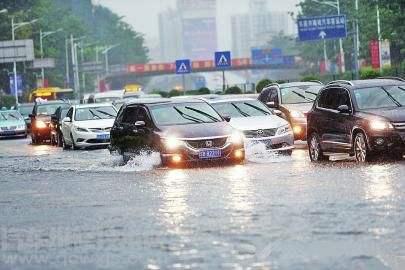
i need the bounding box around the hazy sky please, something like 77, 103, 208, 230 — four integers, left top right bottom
96, 0, 300, 52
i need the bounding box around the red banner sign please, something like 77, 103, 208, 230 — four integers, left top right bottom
369, 40, 380, 69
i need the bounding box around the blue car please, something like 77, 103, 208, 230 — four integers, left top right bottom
0, 110, 28, 138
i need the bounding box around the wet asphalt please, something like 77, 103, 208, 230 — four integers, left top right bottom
0, 137, 405, 270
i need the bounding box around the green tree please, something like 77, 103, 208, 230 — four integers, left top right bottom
225, 86, 242, 95
256, 79, 273, 93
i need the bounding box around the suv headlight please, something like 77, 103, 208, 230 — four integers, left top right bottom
228, 131, 244, 145
75, 126, 88, 132
290, 110, 305, 118
276, 124, 292, 135
369, 120, 394, 131
164, 136, 183, 150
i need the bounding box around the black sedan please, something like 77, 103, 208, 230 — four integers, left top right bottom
110, 98, 245, 166
307, 78, 405, 162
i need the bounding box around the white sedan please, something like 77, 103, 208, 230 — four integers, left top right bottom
207, 97, 294, 154
61, 103, 117, 150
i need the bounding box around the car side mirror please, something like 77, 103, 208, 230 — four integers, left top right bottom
62, 117, 71, 123
266, 101, 278, 108
337, 105, 351, 114
29, 114, 34, 118
51, 114, 57, 121
135, 121, 145, 127
223, 116, 231, 122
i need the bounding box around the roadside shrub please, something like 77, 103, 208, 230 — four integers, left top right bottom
225, 86, 242, 95
169, 89, 182, 97
197, 87, 210, 95
360, 67, 381, 79
0, 95, 16, 109
301, 75, 321, 82
255, 79, 273, 93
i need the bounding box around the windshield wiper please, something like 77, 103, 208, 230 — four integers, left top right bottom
184, 106, 220, 122
381, 87, 402, 107
243, 103, 270, 115
95, 109, 115, 118
89, 109, 102, 119
173, 107, 204, 123
305, 91, 319, 97
8, 114, 20, 120
231, 103, 250, 117
292, 90, 315, 102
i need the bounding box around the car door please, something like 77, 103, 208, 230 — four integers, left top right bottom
134, 106, 155, 150
116, 105, 141, 153
61, 107, 74, 143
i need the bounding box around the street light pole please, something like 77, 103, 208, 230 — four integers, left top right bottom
101, 44, 120, 75
336, 0, 345, 73
39, 28, 63, 85
376, 0, 382, 72
11, 17, 37, 105
354, 0, 360, 79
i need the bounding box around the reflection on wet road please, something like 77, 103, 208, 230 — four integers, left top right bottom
1, 138, 405, 269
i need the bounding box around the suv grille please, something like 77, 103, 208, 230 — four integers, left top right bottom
393, 122, 405, 130
244, 128, 277, 138
186, 137, 228, 149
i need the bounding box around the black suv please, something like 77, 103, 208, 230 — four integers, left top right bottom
110, 98, 245, 166
307, 78, 405, 162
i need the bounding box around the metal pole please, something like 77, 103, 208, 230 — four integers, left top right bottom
96, 47, 100, 91
105, 51, 109, 75
80, 44, 86, 91
11, 17, 19, 105
40, 29, 44, 84
323, 38, 328, 72
182, 74, 186, 95
354, 0, 360, 79
74, 43, 80, 99
337, 0, 345, 73
222, 70, 226, 92
65, 38, 70, 87
71, 35, 79, 98
376, 0, 382, 73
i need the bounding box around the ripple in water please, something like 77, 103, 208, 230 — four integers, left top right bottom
245, 142, 292, 163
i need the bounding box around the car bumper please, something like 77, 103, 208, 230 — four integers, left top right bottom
159, 141, 245, 165
245, 132, 294, 152
73, 131, 111, 148
0, 130, 27, 138
368, 131, 405, 153
32, 127, 51, 139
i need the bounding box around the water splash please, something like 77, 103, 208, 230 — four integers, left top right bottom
245, 142, 292, 163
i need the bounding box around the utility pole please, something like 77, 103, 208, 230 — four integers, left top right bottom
376, 0, 382, 72
65, 38, 70, 87
354, 0, 360, 79
39, 28, 63, 85
336, 0, 345, 73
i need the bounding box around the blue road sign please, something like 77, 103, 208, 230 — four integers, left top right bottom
9, 75, 23, 96
251, 48, 284, 65
175, 59, 191, 74
297, 15, 347, 41
215, 51, 231, 68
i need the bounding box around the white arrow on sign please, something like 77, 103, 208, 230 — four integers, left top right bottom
178, 62, 189, 73
217, 54, 229, 66
319, 31, 327, 39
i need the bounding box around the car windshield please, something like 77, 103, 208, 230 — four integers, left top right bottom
75, 106, 117, 121
18, 105, 34, 116
150, 102, 223, 126
211, 100, 272, 118
280, 85, 322, 104
61, 109, 69, 119
354, 86, 405, 109
37, 104, 67, 116
0, 111, 23, 121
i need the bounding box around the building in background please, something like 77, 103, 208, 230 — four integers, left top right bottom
231, 0, 294, 58
158, 0, 218, 61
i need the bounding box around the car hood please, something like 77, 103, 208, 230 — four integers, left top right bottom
360, 107, 405, 122
282, 103, 314, 114
74, 119, 115, 129
158, 121, 233, 139
229, 115, 288, 131
0, 120, 25, 128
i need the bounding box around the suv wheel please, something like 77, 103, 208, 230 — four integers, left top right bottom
308, 132, 327, 162
354, 132, 373, 162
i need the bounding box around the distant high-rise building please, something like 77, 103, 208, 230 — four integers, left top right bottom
158, 0, 217, 62
231, 0, 294, 58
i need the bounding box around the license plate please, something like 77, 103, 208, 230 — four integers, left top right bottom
199, 149, 222, 159
97, 133, 110, 140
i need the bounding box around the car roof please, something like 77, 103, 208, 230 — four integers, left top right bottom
0, 110, 20, 113
73, 103, 115, 109
205, 97, 257, 104
35, 100, 70, 106
270, 81, 323, 88
125, 97, 206, 106
327, 78, 405, 89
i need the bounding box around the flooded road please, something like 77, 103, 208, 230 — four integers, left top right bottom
1, 138, 405, 269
